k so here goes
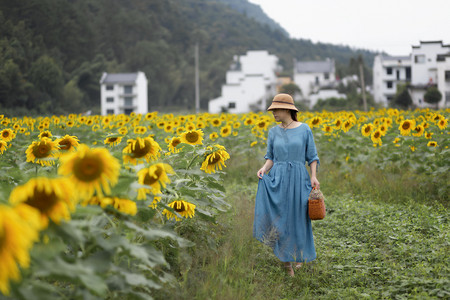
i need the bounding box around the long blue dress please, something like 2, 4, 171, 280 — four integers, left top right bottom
253, 123, 320, 263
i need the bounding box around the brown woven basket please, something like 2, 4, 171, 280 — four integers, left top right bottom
308, 187, 326, 220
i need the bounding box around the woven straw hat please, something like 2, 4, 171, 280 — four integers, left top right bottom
267, 94, 298, 112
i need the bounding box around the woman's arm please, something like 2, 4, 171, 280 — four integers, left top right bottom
257, 159, 274, 179
310, 160, 320, 188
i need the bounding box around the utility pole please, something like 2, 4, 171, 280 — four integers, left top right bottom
359, 62, 367, 112
195, 43, 200, 114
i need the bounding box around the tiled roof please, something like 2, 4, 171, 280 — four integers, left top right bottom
295, 60, 334, 73
101, 73, 138, 84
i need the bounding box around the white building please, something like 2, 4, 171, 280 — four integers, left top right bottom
208, 50, 279, 113
293, 58, 336, 98
373, 40, 450, 108
373, 55, 411, 106
99, 72, 148, 115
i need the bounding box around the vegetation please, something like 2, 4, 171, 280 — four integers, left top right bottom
0, 0, 376, 116
392, 83, 413, 109
424, 86, 443, 108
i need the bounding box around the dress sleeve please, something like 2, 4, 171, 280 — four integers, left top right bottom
305, 126, 320, 167
264, 129, 273, 160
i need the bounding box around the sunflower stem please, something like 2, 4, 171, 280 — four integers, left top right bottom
186, 154, 201, 170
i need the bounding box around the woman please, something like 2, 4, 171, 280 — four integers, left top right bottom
253, 93, 320, 277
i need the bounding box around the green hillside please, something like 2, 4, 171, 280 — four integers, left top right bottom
0, 0, 376, 115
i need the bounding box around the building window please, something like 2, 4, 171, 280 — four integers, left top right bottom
324, 73, 329, 80
124, 97, 133, 106
406, 67, 411, 80
445, 70, 450, 81
446, 92, 450, 103
106, 85, 114, 90
396, 70, 400, 80
228, 102, 236, 109
106, 109, 115, 114
315, 76, 319, 85
124, 85, 133, 94
386, 67, 393, 75
124, 108, 133, 115
414, 55, 425, 64
106, 97, 114, 103
387, 81, 393, 89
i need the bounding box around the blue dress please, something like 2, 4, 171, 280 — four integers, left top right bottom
253, 123, 320, 263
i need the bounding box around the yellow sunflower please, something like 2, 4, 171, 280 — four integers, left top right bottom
399, 119, 415, 136
162, 200, 196, 221
56, 134, 80, 153
168, 136, 182, 153
412, 125, 425, 137
25, 137, 59, 166
38, 130, 52, 139
180, 129, 204, 146
342, 120, 354, 133
134, 126, 147, 134
371, 129, 382, 146
244, 118, 254, 126
425, 132, 433, 139
0, 140, 8, 154
200, 145, 230, 174
112, 197, 137, 216
220, 125, 232, 137
137, 163, 174, 199
0, 204, 40, 295
361, 123, 373, 137
0, 129, 15, 142
148, 196, 162, 209
104, 136, 123, 147
322, 125, 333, 134
209, 132, 219, 141
427, 141, 438, 147
211, 118, 222, 127
118, 126, 128, 135
176, 126, 186, 135
58, 144, 120, 199
122, 137, 161, 165
437, 118, 448, 130
9, 177, 76, 227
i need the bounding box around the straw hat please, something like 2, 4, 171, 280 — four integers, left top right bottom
267, 94, 298, 112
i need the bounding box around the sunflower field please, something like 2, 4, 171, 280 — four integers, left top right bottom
0, 108, 448, 299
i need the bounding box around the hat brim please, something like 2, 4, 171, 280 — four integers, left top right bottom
267, 102, 298, 112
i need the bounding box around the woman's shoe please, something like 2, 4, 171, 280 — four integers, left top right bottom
295, 262, 303, 269
284, 263, 294, 277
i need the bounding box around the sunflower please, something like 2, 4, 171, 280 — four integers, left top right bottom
112, 197, 137, 216
427, 141, 438, 147
58, 144, 120, 199
399, 119, 415, 136
437, 118, 448, 130
185, 122, 196, 131
244, 118, 254, 126
0, 129, 15, 142
333, 119, 343, 130
425, 132, 433, 139
322, 125, 333, 134
176, 126, 186, 135
168, 137, 182, 153
0, 204, 40, 295
164, 123, 174, 133
26, 138, 59, 166
220, 125, 232, 137
9, 177, 76, 227
342, 120, 354, 133
118, 126, 128, 135
412, 125, 425, 137
370, 129, 382, 146
56, 135, 80, 153
137, 163, 174, 199
196, 121, 206, 129
134, 126, 147, 134
104, 136, 123, 147
0, 140, 8, 154
148, 196, 162, 209
180, 129, 204, 146
209, 132, 219, 141
200, 145, 230, 174
163, 200, 196, 221
361, 123, 373, 137
309, 117, 322, 128
122, 137, 161, 165
38, 130, 52, 139
211, 118, 222, 127
256, 120, 268, 131
250, 141, 258, 147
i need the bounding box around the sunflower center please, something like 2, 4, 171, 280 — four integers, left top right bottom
374, 132, 381, 139
171, 139, 181, 147
59, 140, 72, 150
131, 140, 152, 158
402, 122, 410, 130
33, 143, 51, 158
25, 188, 59, 214
143, 166, 163, 185
312, 119, 319, 125
174, 202, 186, 212
73, 156, 104, 182
258, 122, 265, 128
364, 126, 371, 133
209, 154, 221, 164
186, 132, 199, 143
2, 131, 9, 138
108, 138, 118, 143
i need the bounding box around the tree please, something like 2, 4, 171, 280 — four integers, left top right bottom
393, 84, 412, 109
424, 86, 442, 109
279, 83, 301, 97
29, 55, 64, 98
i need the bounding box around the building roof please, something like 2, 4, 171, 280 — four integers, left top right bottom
381, 55, 411, 61
100, 73, 139, 84
295, 59, 334, 74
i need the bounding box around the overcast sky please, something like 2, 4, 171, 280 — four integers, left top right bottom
248, 0, 450, 55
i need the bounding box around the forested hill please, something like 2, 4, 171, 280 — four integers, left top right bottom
0, 0, 376, 115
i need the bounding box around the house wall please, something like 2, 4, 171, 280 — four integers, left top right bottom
437, 56, 450, 108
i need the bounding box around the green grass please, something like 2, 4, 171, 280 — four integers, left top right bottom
154, 154, 449, 300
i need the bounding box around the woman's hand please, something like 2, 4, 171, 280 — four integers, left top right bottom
311, 176, 320, 189
257, 167, 266, 179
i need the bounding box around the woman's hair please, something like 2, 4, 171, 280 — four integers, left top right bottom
290, 110, 298, 121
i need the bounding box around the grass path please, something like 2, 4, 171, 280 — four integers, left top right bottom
160, 179, 449, 299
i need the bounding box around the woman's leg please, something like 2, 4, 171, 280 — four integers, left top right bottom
284, 262, 294, 277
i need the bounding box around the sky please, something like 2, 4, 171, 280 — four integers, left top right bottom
248, 0, 450, 56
